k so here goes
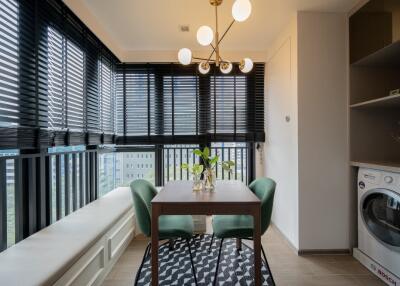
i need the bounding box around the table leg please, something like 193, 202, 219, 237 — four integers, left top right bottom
151, 204, 160, 286
253, 209, 261, 286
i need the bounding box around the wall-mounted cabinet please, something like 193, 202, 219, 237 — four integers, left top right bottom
350, 0, 400, 168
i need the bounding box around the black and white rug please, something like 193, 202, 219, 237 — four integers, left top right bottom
135, 234, 275, 286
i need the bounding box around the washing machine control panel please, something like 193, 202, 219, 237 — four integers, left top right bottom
383, 176, 394, 184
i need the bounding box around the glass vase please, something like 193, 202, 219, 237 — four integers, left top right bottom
192, 174, 203, 191
203, 168, 216, 191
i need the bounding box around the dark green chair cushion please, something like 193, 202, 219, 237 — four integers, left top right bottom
213, 215, 254, 238
159, 215, 194, 240
130, 179, 194, 240
212, 177, 276, 239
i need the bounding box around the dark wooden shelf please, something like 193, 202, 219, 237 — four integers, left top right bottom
350, 93, 400, 109
351, 41, 400, 68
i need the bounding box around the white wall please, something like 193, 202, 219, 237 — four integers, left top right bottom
265, 12, 349, 251
265, 16, 299, 249
297, 12, 349, 250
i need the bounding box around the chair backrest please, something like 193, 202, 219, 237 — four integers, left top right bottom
130, 179, 158, 237
249, 177, 276, 235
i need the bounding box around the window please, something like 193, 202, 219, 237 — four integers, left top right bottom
0, 149, 18, 249
47, 27, 85, 131
99, 152, 117, 197
116, 151, 156, 186
0, 0, 19, 128
99, 57, 115, 134
115, 63, 265, 144
210, 76, 247, 134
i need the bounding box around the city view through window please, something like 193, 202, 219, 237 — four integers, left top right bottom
1, 143, 247, 249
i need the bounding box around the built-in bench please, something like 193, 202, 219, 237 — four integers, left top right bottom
0, 187, 135, 286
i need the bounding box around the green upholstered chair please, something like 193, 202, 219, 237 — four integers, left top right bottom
130, 179, 198, 285
209, 177, 276, 286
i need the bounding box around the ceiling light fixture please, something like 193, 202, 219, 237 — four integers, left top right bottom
178, 0, 253, 74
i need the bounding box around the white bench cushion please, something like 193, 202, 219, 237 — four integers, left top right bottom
0, 187, 133, 286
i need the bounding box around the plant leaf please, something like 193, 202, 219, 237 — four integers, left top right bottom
181, 163, 189, 170
210, 155, 219, 165
194, 149, 202, 157
203, 147, 210, 158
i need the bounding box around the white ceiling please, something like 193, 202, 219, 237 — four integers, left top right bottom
66, 0, 359, 55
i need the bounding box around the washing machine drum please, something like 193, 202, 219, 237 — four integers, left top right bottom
361, 188, 400, 251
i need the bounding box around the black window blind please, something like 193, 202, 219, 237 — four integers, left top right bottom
0, 0, 265, 149
0, 0, 118, 148
116, 63, 265, 144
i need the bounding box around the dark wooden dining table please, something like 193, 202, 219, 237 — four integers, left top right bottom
151, 180, 262, 286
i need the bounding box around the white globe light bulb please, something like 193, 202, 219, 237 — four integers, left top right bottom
198, 62, 210, 75
240, 58, 253, 73
232, 0, 252, 22
220, 61, 233, 74
178, 48, 192, 65
197, 26, 214, 46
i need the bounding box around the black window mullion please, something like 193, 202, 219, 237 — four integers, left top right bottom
72, 153, 77, 211
27, 157, 37, 235
0, 159, 7, 251
64, 154, 70, 215
79, 152, 84, 207
55, 154, 62, 220
85, 152, 90, 204
14, 157, 28, 242
45, 155, 52, 226
37, 153, 47, 230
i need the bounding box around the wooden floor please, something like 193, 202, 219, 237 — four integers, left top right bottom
103, 220, 384, 286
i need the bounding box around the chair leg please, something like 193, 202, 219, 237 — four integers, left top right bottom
169, 239, 174, 250
186, 239, 198, 286
208, 233, 215, 253
236, 238, 242, 251
213, 238, 224, 286
261, 244, 275, 286
134, 242, 151, 286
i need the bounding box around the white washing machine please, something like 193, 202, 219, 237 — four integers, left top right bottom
354, 168, 400, 285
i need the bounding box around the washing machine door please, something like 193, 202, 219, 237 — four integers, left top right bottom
361, 188, 400, 252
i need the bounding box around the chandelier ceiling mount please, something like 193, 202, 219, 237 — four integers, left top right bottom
178, 0, 253, 75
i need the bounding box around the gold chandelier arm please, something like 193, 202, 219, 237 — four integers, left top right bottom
218, 19, 235, 45
205, 19, 235, 65
193, 56, 214, 61
205, 44, 218, 64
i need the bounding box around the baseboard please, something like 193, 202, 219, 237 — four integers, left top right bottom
298, 249, 350, 255
270, 223, 351, 256
269, 223, 299, 254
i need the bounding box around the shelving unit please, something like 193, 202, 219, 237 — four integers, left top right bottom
352, 41, 400, 68
349, 0, 400, 169
350, 93, 400, 109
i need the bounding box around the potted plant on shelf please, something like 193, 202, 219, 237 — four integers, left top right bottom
181, 163, 204, 191
193, 147, 235, 191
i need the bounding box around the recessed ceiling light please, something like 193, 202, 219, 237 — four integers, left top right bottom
180, 25, 190, 32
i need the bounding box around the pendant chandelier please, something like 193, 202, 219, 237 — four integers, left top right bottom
178, 0, 253, 75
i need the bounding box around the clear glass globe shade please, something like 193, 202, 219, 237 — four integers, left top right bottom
220, 62, 233, 74
198, 62, 210, 75
197, 26, 214, 46
240, 58, 253, 73
178, 48, 192, 65
232, 0, 252, 22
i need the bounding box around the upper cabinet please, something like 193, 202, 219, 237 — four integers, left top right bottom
350, 0, 400, 65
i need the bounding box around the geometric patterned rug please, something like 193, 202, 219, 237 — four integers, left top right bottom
135, 234, 275, 286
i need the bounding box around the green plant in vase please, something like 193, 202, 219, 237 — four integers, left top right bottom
193, 147, 235, 191
181, 163, 204, 191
